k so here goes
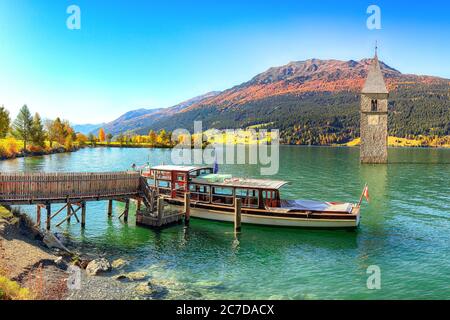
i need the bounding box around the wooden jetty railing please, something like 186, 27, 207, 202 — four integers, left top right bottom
0, 171, 147, 231
0, 171, 141, 205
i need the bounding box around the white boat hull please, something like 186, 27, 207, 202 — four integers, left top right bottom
189, 206, 360, 229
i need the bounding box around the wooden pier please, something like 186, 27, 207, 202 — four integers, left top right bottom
0, 171, 242, 232
0, 171, 150, 230
135, 189, 185, 229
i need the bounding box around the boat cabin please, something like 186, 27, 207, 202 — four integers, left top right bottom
144, 165, 287, 209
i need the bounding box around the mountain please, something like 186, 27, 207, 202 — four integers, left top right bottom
73, 123, 105, 135
102, 91, 220, 135
104, 59, 449, 144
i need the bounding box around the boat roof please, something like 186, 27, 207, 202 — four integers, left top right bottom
192, 174, 288, 190
151, 165, 211, 172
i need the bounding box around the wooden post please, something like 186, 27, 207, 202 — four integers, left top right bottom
67, 203, 72, 223
157, 197, 164, 226
107, 200, 113, 217
137, 199, 142, 211
81, 201, 86, 228
234, 198, 242, 233
124, 199, 130, 223
36, 205, 41, 227
184, 193, 190, 226
46, 203, 51, 231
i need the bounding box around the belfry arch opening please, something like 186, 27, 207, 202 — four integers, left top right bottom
371, 99, 378, 112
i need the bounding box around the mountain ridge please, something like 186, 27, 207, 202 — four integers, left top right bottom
87, 58, 449, 142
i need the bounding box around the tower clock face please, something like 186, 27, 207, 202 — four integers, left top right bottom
368, 115, 380, 125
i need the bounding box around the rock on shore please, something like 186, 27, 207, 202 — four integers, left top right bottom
86, 258, 112, 276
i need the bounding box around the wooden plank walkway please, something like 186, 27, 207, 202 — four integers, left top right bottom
0, 171, 142, 205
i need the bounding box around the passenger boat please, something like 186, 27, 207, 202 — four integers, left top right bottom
142, 165, 362, 229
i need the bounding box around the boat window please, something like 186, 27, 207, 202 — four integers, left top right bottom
236, 188, 259, 208
262, 190, 280, 207
158, 180, 171, 189
176, 173, 186, 181
212, 186, 234, 205
213, 187, 233, 196
199, 168, 213, 175
189, 184, 210, 202
189, 170, 199, 179
157, 180, 171, 196
155, 170, 171, 180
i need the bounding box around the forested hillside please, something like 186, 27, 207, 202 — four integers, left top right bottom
101, 59, 449, 145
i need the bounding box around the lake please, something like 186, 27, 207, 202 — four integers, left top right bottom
1, 146, 449, 299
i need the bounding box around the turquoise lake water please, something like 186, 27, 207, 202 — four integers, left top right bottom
1, 146, 449, 299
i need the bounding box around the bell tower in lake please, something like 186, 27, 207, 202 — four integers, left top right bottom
360, 47, 389, 164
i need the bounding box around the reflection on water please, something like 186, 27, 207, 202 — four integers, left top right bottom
1, 146, 449, 299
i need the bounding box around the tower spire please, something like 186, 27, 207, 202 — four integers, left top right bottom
362, 42, 388, 94
374, 40, 378, 60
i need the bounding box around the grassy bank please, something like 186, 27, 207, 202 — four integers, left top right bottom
0, 138, 81, 160
342, 136, 450, 148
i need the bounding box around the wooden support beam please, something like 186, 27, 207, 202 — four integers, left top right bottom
81, 201, 86, 228
124, 199, 130, 223
234, 198, 242, 233
71, 205, 81, 223
56, 205, 81, 227
137, 199, 142, 211
50, 203, 69, 220
46, 203, 51, 231
108, 200, 113, 218
67, 201, 71, 223
118, 199, 130, 222
157, 197, 164, 226
36, 205, 41, 227
184, 193, 190, 226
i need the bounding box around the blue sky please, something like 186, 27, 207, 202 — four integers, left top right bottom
0, 0, 449, 123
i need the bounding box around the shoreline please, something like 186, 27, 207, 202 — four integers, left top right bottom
0, 206, 177, 300
0, 206, 70, 299
0, 146, 82, 161
91, 142, 450, 149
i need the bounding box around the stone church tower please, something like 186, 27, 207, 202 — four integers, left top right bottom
360, 50, 389, 164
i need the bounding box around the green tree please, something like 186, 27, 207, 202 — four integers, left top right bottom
106, 133, 113, 143
0, 105, 10, 138
116, 133, 124, 146
88, 133, 96, 146
12, 105, 33, 150
31, 113, 46, 148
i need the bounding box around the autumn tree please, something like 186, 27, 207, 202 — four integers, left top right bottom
46, 118, 65, 146
98, 128, 106, 142
148, 130, 157, 146
157, 129, 169, 146
0, 105, 10, 138
65, 135, 74, 150
12, 105, 33, 150
76, 133, 88, 146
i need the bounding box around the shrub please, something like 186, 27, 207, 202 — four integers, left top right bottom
0, 276, 32, 300
64, 136, 74, 151
0, 137, 19, 157
0, 144, 7, 158
27, 145, 44, 153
